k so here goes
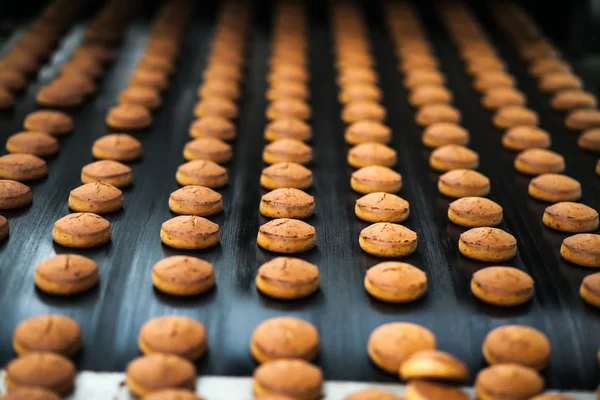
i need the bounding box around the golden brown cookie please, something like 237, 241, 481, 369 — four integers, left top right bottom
0, 387, 61, 400
341, 100, 386, 123
551, 89, 596, 111
138, 316, 207, 361
409, 84, 453, 107
367, 322, 436, 374
169, 185, 223, 216
580, 272, 600, 307
493, 106, 539, 129
459, 227, 517, 262
23, 110, 74, 136
416, 103, 461, 126
263, 139, 312, 165
565, 109, 600, 130
364, 261, 427, 303
260, 162, 312, 190
471, 266, 534, 306
528, 58, 571, 78
189, 116, 236, 141
422, 123, 469, 148
81, 160, 133, 188
343, 389, 400, 400
118, 86, 162, 110
0, 180, 32, 209
92, 133, 142, 162
257, 218, 316, 253
106, 104, 152, 130
475, 364, 544, 400
400, 350, 468, 382
338, 83, 381, 104
561, 233, 600, 267
0, 154, 48, 181
250, 317, 319, 363
404, 381, 469, 400
6, 132, 59, 157
348, 142, 397, 168
355, 192, 409, 223
5, 352, 76, 395
578, 129, 600, 152
466, 57, 506, 76
256, 257, 319, 299
13, 315, 81, 357
0, 68, 27, 91
52, 213, 111, 248
198, 78, 240, 100
36, 82, 85, 108
502, 126, 551, 151
345, 120, 391, 145
141, 389, 205, 400
529, 173, 582, 203
515, 148, 565, 175
34, 254, 99, 295
448, 197, 503, 227
543, 202, 599, 233
68, 182, 123, 214
482, 325, 550, 370
259, 188, 315, 219
267, 81, 309, 101
152, 256, 215, 296
482, 87, 526, 110
194, 97, 238, 119
160, 215, 220, 250
267, 98, 311, 121
128, 69, 169, 91
404, 69, 445, 89
429, 145, 479, 172
351, 166, 402, 194
359, 222, 417, 258
176, 160, 228, 188
539, 72, 582, 94
438, 169, 490, 198
126, 354, 196, 397
337, 67, 378, 86
252, 359, 322, 400
473, 71, 515, 92
529, 395, 575, 400
268, 64, 309, 84
183, 137, 232, 164
265, 118, 311, 142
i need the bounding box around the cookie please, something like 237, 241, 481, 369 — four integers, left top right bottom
400, 350, 468, 382
348, 142, 396, 168
560, 233, 600, 267
502, 126, 551, 151
92, 133, 142, 162
265, 118, 311, 142
482, 325, 550, 370
0, 180, 32, 209
34, 254, 99, 295
169, 186, 223, 216
267, 99, 311, 121
337, 67, 378, 86
263, 139, 312, 165
81, 160, 133, 188
404, 381, 469, 400
184, 137, 232, 164
142, 389, 204, 400
409, 84, 453, 107
422, 123, 469, 148
438, 169, 490, 198
36, 83, 85, 108
448, 197, 503, 227
529, 173, 582, 203
138, 316, 207, 361
365, 261, 426, 303
341, 101, 386, 123
118, 86, 162, 110
267, 81, 309, 101
61, 57, 103, 79
416, 103, 461, 126
459, 227, 517, 262
160, 215, 220, 250
471, 266, 534, 306
543, 202, 599, 233
257, 218, 316, 253
482, 87, 526, 110
250, 317, 318, 363
68, 182, 123, 214
5, 352, 75, 395
252, 359, 322, 400
256, 256, 319, 299
260, 162, 312, 190
529, 395, 575, 400
473, 71, 515, 92
0, 154, 48, 181
475, 364, 544, 400
351, 166, 402, 194
6, 132, 59, 157
0, 68, 27, 91
565, 109, 600, 130
0, 387, 60, 400
268, 65, 309, 84
126, 354, 196, 397
152, 256, 215, 296
13, 315, 81, 357
528, 58, 571, 78
515, 148, 565, 176
538, 72, 582, 94
578, 129, 600, 152
338, 83, 381, 104
367, 322, 436, 374
466, 57, 506, 76
129, 69, 169, 91
493, 106, 539, 129
52, 213, 111, 248
359, 222, 417, 258
198, 78, 240, 100
345, 120, 391, 145
551, 89, 596, 111
106, 104, 152, 130
343, 389, 400, 400
176, 160, 228, 188
203, 63, 242, 82
259, 188, 315, 219
189, 116, 236, 141
580, 272, 600, 307
355, 192, 409, 223
403, 69, 445, 89
194, 97, 238, 119
429, 145, 479, 172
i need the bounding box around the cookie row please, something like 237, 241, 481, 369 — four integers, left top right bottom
0, 0, 87, 109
